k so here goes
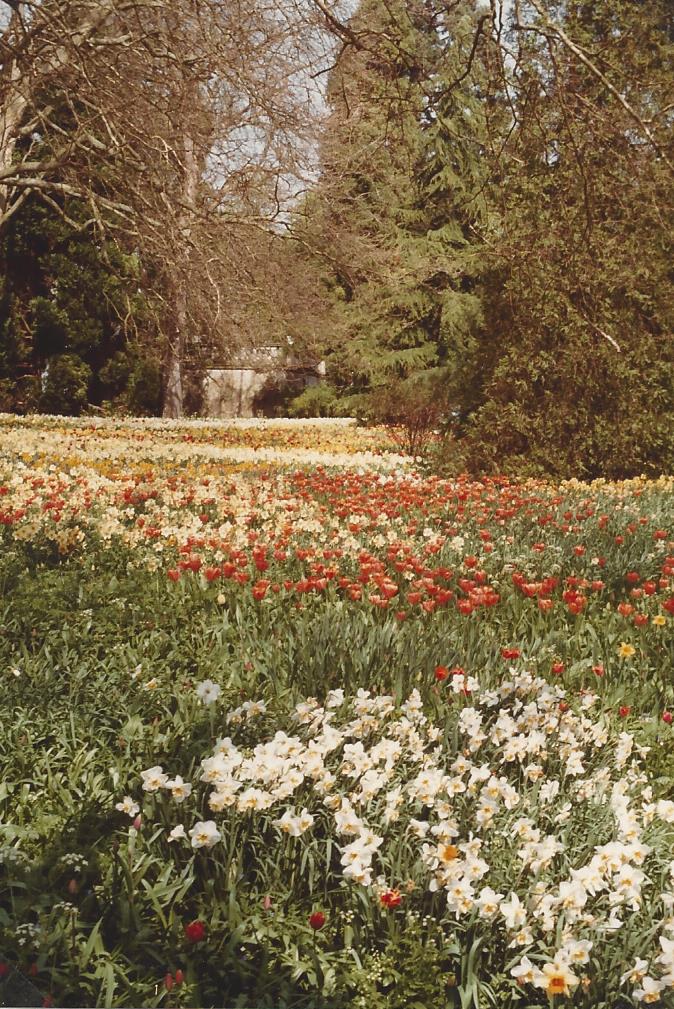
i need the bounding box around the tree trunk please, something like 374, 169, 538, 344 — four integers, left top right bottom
0, 50, 27, 224
162, 103, 198, 418
162, 314, 185, 418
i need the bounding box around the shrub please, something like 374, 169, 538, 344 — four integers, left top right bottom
365, 370, 450, 457
288, 383, 340, 418
38, 354, 92, 415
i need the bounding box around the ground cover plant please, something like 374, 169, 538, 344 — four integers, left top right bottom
0, 415, 673, 1008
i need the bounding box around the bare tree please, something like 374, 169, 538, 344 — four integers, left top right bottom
0, 0, 336, 414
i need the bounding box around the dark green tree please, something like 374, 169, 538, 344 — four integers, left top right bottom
0, 194, 162, 415
453, 0, 674, 478
294, 0, 491, 416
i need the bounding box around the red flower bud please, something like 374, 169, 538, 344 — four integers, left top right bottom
434, 665, 449, 681
165, 973, 174, 992
663, 712, 673, 725
174, 969, 185, 986
309, 911, 326, 931
184, 920, 206, 943
619, 706, 631, 718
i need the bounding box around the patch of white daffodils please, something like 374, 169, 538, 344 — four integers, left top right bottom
133, 671, 674, 1001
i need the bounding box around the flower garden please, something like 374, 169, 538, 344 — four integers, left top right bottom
0, 414, 673, 1008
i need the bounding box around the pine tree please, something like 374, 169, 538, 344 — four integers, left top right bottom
295, 0, 491, 414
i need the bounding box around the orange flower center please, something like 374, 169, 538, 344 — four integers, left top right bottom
440, 844, 460, 862
547, 975, 567, 995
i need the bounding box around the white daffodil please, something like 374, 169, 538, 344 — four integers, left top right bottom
166, 775, 193, 802
189, 820, 221, 849
196, 679, 221, 705
115, 796, 140, 817
140, 765, 169, 792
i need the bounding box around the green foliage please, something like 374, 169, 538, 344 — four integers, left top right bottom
288, 384, 341, 418
295, 1, 489, 411
294, 0, 674, 479
0, 193, 159, 415
126, 356, 164, 416
30, 297, 69, 358
39, 353, 93, 415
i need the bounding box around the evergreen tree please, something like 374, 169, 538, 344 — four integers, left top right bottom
295, 0, 491, 414
0, 194, 162, 415
456, 0, 674, 478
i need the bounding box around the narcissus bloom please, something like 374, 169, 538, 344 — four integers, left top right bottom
618, 642, 636, 658
166, 775, 192, 802
195, 679, 221, 705
189, 820, 221, 849
632, 976, 665, 1003
115, 796, 139, 817
535, 959, 579, 996
140, 766, 169, 792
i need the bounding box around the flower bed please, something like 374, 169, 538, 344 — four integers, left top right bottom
0, 416, 672, 1007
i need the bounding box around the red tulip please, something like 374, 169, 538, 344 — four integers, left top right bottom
663, 712, 673, 725
380, 889, 402, 909
184, 920, 207, 943
309, 911, 326, 930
